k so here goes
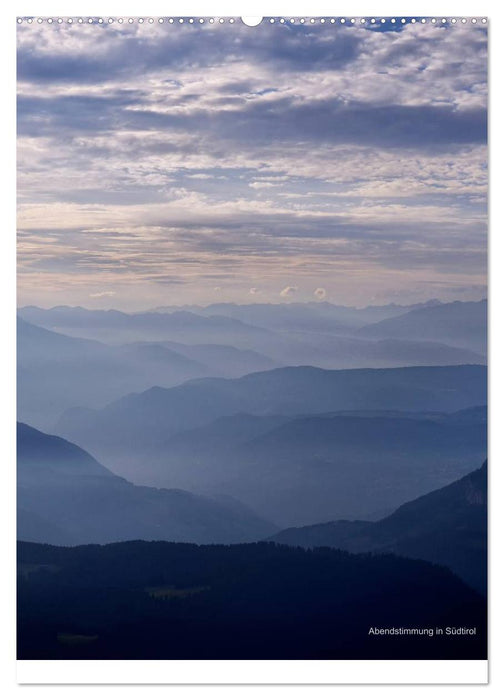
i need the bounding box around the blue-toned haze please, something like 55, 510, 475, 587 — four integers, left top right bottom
17, 20, 487, 309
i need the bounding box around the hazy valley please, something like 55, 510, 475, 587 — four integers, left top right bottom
17, 298, 488, 661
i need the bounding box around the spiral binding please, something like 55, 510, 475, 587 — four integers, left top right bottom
16, 17, 488, 26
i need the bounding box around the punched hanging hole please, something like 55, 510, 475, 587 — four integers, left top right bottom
241, 17, 263, 27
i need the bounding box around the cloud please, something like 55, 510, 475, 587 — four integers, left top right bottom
89, 290, 116, 298
314, 287, 327, 300
18, 90, 486, 150
249, 181, 278, 189
280, 286, 298, 298
16, 21, 487, 308
16, 22, 362, 86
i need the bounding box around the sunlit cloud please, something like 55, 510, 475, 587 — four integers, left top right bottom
280, 286, 298, 298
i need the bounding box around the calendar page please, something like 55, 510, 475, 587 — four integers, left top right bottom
16, 13, 488, 685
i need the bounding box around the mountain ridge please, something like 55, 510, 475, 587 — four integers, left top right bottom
269, 461, 487, 592
357, 299, 487, 354
17, 423, 275, 546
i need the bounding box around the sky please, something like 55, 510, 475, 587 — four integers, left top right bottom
17, 18, 487, 310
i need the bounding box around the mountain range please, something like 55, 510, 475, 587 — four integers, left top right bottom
150, 299, 444, 330
53, 364, 487, 522
18, 301, 486, 387
357, 300, 487, 355
17, 296, 489, 653
269, 461, 487, 593
18, 306, 276, 347
17, 317, 277, 428
17, 423, 274, 546
124, 405, 486, 526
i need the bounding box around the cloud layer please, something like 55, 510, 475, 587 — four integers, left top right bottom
17, 20, 487, 309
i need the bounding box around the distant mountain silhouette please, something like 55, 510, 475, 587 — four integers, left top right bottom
125, 407, 486, 527
54, 365, 487, 514
160, 340, 277, 375
254, 331, 484, 369
18, 303, 485, 371
357, 300, 487, 355
18, 539, 486, 660
17, 316, 105, 362
17, 317, 278, 428
18, 306, 275, 347
269, 461, 487, 593
151, 299, 443, 331
17, 423, 275, 546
